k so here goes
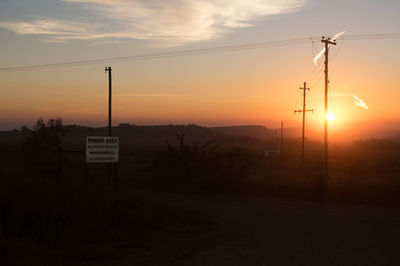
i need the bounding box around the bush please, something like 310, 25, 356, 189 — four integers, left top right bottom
154, 134, 255, 188
22, 118, 63, 176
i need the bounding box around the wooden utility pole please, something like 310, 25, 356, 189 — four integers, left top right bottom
105, 66, 112, 136
295, 82, 313, 162
280, 120, 283, 151
105, 66, 112, 184
321, 37, 336, 178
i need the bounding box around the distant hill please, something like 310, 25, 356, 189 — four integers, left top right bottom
210, 125, 272, 140
280, 127, 303, 139
391, 134, 400, 143
210, 125, 303, 140
60, 124, 224, 149
1, 123, 307, 151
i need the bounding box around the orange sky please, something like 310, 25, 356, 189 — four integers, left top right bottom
0, 0, 399, 140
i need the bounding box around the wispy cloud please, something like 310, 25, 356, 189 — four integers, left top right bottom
0, 0, 308, 45
38, 107, 54, 112
116, 93, 182, 97
0, 19, 95, 36
330, 92, 348, 97
65, 108, 103, 115
330, 91, 369, 110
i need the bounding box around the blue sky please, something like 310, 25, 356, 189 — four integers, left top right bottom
0, 0, 399, 67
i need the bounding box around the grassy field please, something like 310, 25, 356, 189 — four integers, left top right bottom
133, 137, 400, 206
1, 131, 400, 264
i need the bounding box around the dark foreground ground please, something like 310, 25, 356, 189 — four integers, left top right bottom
75, 190, 400, 266
2, 125, 400, 265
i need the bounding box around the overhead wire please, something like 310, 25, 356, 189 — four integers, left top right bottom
0, 37, 316, 73
306, 37, 320, 83
308, 35, 346, 91
343, 33, 400, 40
0, 33, 399, 73
330, 37, 344, 62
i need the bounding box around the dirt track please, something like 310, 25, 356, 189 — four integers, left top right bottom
81, 191, 400, 265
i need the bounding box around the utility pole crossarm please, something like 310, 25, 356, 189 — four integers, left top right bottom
294, 109, 313, 113
321, 37, 337, 45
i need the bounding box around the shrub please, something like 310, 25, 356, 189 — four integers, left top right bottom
22, 118, 63, 176
154, 134, 255, 188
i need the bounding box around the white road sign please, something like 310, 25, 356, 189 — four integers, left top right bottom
86, 136, 119, 163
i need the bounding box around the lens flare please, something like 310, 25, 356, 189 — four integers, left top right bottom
313, 31, 345, 65
353, 94, 368, 109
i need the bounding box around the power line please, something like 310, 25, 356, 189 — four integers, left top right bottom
0, 33, 399, 73
306, 38, 343, 89
309, 71, 324, 90
0, 37, 315, 73
343, 33, 400, 40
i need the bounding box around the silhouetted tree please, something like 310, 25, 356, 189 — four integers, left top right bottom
20, 125, 30, 132
22, 117, 64, 176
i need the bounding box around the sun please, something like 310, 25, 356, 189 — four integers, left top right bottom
327, 112, 335, 121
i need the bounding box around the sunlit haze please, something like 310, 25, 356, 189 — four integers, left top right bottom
1, 0, 399, 141
327, 112, 335, 122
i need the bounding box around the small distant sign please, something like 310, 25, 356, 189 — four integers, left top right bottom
264, 146, 280, 156
86, 136, 119, 163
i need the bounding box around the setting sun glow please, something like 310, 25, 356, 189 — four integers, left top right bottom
327, 112, 335, 121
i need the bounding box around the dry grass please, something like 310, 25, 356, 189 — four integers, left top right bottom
1, 137, 400, 264
0, 170, 213, 265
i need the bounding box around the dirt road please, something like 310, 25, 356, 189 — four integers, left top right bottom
80, 191, 400, 265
